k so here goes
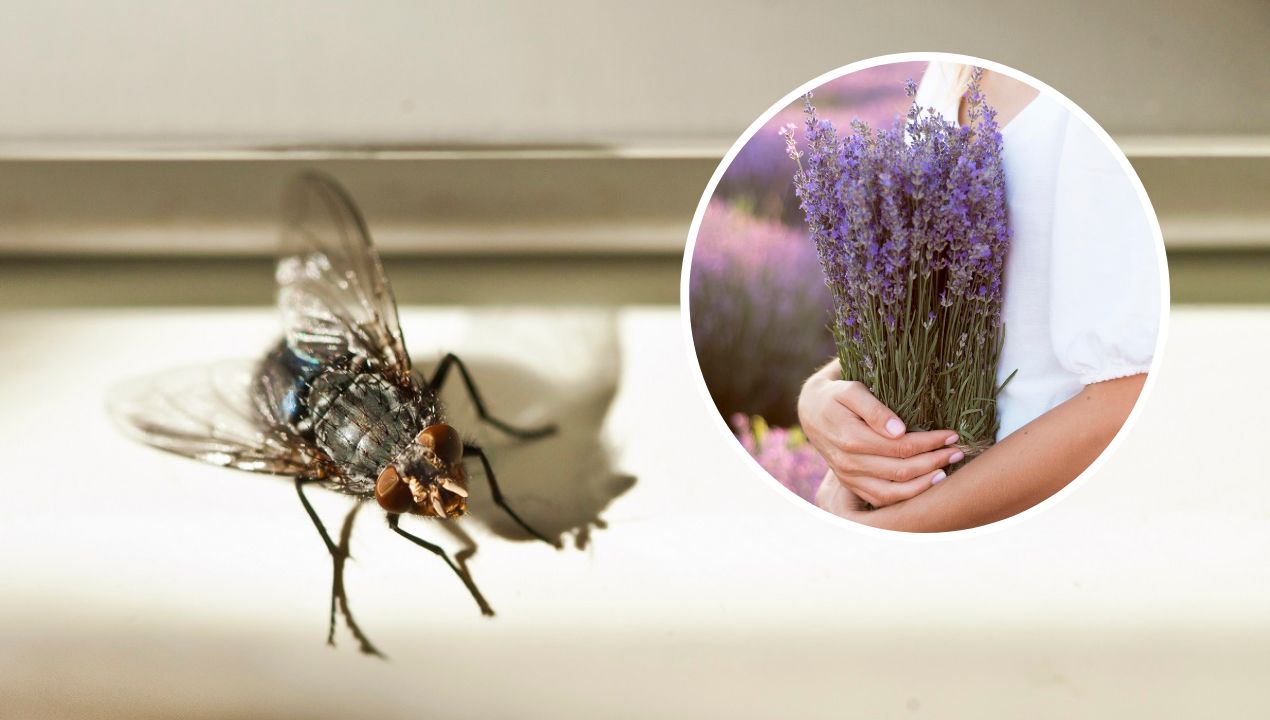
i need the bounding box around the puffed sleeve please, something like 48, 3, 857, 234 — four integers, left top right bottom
1049, 116, 1163, 385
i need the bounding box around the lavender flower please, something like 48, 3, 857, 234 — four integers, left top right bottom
786, 68, 1013, 454
721, 62, 925, 226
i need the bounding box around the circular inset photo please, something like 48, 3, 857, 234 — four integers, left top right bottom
682, 53, 1168, 535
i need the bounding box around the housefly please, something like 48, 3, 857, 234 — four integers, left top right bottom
110, 172, 557, 654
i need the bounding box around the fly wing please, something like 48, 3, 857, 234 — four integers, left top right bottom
109, 359, 321, 476
277, 172, 412, 383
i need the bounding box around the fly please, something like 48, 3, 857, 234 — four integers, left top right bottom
110, 172, 558, 655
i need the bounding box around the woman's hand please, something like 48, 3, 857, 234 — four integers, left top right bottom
823, 374, 1149, 532
798, 360, 962, 507
815, 469, 868, 516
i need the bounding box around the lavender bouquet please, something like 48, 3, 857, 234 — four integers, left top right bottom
783, 69, 1014, 458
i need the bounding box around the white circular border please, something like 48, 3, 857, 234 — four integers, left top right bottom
678, 51, 1171, 542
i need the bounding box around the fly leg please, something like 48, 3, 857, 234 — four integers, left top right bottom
295, 476, 338, 556
294, 476, 340, 645
428, 352, 557, 440
437, 521, 483, 588
330, 503, 383, 658
294, 477, 383, 657
465, 443, 560, 548
386, 513, 495, 617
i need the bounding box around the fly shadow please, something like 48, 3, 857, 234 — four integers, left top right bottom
321, 311, 636, 655
415, 309, 636, 550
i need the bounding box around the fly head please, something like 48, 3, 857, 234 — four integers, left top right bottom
374, 423, 469, 518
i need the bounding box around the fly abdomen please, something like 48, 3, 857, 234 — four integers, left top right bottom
310, 371, 421, 480
254, 340, 329, 433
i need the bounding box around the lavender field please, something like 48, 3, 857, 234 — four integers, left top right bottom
690, 62, 923, 501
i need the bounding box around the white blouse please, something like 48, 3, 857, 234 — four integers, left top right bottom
917, 66, 1162, 440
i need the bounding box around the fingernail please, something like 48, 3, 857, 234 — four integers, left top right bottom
949, 450, 965, 464
885, 418, 905, 437
944, 434, 959, 445
932, 471, 947, 484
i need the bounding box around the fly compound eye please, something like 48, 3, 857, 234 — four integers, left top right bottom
374, 465, 413, 513
416, 424, 463, 465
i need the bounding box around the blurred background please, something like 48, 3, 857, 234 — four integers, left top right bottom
2, 2, 1269, 718
690, 64, 919, 503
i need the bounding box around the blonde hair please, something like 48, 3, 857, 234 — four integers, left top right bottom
914, 62, 975, 114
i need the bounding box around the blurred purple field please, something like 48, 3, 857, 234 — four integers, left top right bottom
691, 62, 925, 493
689, 199, 833, 428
